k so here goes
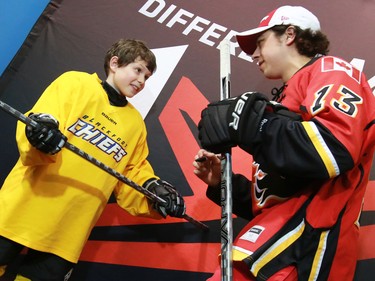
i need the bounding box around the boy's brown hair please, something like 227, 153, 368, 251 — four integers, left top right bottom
104, 39, 157, 76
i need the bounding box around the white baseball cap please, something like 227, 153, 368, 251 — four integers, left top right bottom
236, 6, 321, 55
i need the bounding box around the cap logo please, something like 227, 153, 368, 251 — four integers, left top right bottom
261, 15, 270, 22
259, 9, 278, 27
259, 15, 270, 26
281, 16, 290, 21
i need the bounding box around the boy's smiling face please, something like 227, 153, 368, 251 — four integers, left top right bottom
106, 56, 152, 98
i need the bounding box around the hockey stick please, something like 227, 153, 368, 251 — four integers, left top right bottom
219, 39, 233, 281
0, 100, 208, 231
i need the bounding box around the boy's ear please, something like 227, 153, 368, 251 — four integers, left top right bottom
109, 56, 119, 70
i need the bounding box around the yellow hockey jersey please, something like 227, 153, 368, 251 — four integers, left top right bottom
0, 71, 161, 263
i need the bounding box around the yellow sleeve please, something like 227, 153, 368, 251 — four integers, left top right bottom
113, 107, 162, 218
15, 72, 75, 166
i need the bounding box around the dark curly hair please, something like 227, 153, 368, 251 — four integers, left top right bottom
271, 25, 330, 57
104, 39, 157, 77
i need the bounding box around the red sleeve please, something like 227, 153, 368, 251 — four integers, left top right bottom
296, 56, 372, 164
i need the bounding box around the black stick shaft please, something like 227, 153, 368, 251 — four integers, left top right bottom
0, 100, 209, 231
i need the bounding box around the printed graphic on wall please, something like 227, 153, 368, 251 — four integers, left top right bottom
0, 1, 374, 280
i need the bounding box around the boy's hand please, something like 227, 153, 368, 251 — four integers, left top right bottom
25, 113, 67, 154
144, 179, 186, 218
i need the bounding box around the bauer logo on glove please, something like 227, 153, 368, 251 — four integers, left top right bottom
197, 92, 269, 154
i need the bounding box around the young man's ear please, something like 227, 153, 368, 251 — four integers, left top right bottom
285, 26, 297, 46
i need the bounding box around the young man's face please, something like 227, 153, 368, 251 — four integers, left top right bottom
107, 56, 152, 98
252, 30, 288, 80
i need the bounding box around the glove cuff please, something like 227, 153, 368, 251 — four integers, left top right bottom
143, 178, 159, 191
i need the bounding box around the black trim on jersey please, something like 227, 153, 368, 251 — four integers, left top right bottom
242, 196, 312, 279
102, 81, 128, 107
364, 119, 375, 131
357, 164, 365, 190
311, 119, 355, 174
250, 112, 339, 180
242, 197, 344, 281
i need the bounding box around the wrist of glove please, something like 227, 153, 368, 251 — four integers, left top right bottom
144, 179, 186, 218
267, 101, 302, 121
25, 113, 67, 155
198, 92, 269, 153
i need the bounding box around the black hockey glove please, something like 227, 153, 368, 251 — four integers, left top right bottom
198, 92, 269, 153
198, 98, 235, 153
144, 179, 186, 218
25, 113, 67, 155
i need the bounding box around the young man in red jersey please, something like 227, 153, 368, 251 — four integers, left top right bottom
194, 5, 375, 281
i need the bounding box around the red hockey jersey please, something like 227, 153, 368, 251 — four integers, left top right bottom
228, 55, 375, 280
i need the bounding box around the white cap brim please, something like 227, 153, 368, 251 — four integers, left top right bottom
236, 25, 273, 55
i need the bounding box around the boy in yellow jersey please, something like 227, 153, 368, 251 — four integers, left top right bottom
0, 39, 186, 281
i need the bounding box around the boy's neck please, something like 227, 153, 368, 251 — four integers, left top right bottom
102, 81, 127, 107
